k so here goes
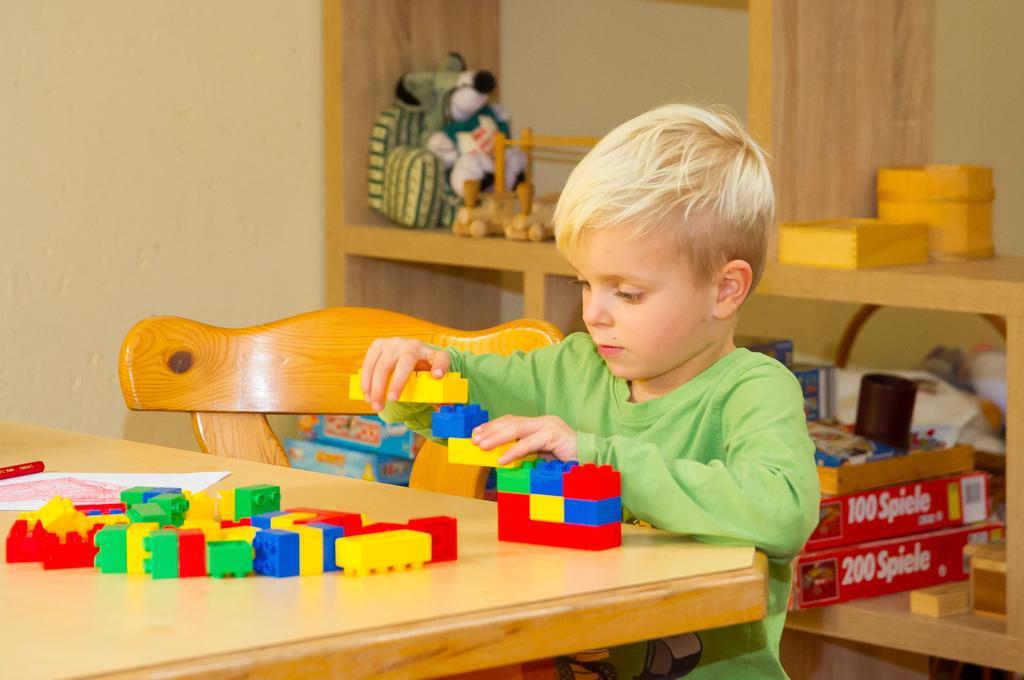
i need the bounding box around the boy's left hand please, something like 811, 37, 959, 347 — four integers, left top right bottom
472, 415, 578, 466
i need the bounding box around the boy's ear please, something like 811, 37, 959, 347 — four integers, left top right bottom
713, 259, 753, 320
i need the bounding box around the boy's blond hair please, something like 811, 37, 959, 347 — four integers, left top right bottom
554, 103, 774, 290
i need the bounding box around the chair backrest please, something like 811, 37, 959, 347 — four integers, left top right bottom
119, 307, 563, 498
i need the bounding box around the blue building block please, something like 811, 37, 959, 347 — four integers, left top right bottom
307, 522, 346, 572
431, 404, 489, 439
251, 510, 291, 529
253, 529, 300, 577
564, 497, 623, 526
109, 509, 124, 514
141, 487, 182, 502
85, 510, 100, 516
530, 460, 578, 496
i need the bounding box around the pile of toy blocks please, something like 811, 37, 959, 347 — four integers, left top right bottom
496, 461, 622, 550
6, 497, 128, 569
5, 484, 457, 578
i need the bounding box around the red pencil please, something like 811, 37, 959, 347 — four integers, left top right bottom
0, 460, 45, 481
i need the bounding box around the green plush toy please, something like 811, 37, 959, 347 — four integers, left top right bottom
393, 52, 467, 145
367, 52, 485, 229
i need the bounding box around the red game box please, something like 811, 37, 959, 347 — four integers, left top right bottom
792, 521, 1003, 610
806, 471, 989, 551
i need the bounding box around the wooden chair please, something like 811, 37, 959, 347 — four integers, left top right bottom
119, 307, 563, 499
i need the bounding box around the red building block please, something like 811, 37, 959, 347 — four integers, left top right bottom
6, 519, 48, 563
497, 492, 532, 543
41, 525, 102, 569
354, 522, 407, 535
178, 528, 207, 577
289, 507, 364, 533
525, 519, 621, 551
220, 518, 252, 529
408, 516, 458, 563
563, 464, 620, 501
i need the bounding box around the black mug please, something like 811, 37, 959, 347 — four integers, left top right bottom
854, 373, 918, 449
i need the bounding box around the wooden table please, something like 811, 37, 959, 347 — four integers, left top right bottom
0, 422, 768, 679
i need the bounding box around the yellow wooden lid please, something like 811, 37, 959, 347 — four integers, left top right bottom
878, 165, 994, 202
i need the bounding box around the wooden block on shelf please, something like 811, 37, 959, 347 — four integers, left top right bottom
964, 540, 1007, 620
779, 219, 929, 269
818, 444, 975, 496
910, 582, 970, 618
877, 165, 994, 203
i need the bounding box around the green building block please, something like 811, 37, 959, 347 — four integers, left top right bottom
234, 484, 281, 519
208, 540, 253, 578
120, 486, 155, 506
150, 493, 189, 527
94, 524, 129, 574
127, 502, 172, 526
497, 461, 534, 494
143, 530, 180, 579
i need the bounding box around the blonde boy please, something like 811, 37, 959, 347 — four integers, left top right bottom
361, 104, 820, 679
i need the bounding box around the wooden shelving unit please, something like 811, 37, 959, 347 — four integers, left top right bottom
786, 592, 1024, 674
324, 0, 1021, 674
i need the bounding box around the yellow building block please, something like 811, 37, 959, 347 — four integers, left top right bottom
181, 518, 224, 541
530, 494, 565, 523
779, 219, 929, 269
348, 371, 468, 404
335, 530, 432, 577
267, 512, 316, 529
294, 525, 325, 576
221, 526, 258, 543
217, 491, 235, 522
447, 437, 538, 469
184, 490, 216, 521
38, 497, 90, 537
127, 522, 159, 575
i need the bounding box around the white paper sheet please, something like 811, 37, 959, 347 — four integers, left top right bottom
0, 471, 230, 511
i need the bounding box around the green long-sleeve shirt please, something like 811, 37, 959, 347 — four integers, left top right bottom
381, 332, 820, 679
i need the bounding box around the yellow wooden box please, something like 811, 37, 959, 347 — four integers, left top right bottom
877, 165, 994, 261
878, 200, 993, 260
779, 219, 929, 269
964, 540, 1007, 620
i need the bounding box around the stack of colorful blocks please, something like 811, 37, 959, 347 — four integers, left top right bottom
351, 368, 625, 551
350, 371, 540, 469
5, 484, 458, 578
497, 461, 622, 550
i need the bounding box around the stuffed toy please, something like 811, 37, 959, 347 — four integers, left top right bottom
392, 52, 466, 144
367, 53, 466, 229
367, 52, 525, 229
422, 62, 526, 198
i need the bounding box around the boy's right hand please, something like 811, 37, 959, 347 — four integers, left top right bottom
360, 337, 451, 411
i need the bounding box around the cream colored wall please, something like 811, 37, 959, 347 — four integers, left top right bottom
501, 0, 1020, 367
0, 1, 323, 450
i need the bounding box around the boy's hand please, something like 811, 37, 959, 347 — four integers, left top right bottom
360, 337, 451, 411
472, 415, 579, 465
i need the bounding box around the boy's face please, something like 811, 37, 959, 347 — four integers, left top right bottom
568, 226, 733, 399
